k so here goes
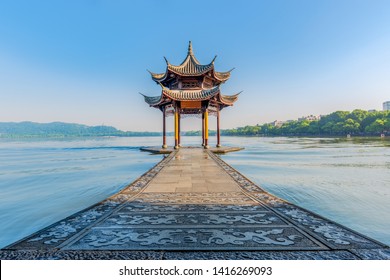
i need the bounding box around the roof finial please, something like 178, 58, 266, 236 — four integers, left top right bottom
188, 41, 193, 55
163, 56, 169, 65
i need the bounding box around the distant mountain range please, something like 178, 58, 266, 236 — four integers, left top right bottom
0, 122, 160, 138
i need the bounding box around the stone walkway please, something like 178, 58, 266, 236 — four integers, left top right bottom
145, 149, 240, 193
1, 148, 389, 260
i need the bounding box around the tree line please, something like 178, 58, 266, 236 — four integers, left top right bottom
221, 110, 390, 137
2, 110, 389, 138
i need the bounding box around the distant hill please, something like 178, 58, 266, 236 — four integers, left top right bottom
2, 109, 389, 138
0, 122, 160, 138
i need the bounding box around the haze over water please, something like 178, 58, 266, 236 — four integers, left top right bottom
0, 136, 389, 248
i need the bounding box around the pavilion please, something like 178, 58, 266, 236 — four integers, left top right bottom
141, 41, 240, 149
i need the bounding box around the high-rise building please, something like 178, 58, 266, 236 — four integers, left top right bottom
383, 101, 390, 111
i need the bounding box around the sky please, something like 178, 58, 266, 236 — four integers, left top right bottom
0, 0, 389, 132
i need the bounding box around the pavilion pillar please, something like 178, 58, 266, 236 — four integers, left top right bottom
202, 112, 205, 146
178, 111, 181, 147
174, 109, 179, 149
162, 107, 167, 149
204, 109, 209, 149
216, 108, 221, 148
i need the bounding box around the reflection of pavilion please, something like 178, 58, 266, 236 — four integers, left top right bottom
141, 41, 240, 149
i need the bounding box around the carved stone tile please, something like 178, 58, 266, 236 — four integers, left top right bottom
133, 192, 256, 205
9, 204, 114, 249
64, 227, 325, 251
102, 212, 287, 227
119, 204, 269, 213
271, 206, 382, 249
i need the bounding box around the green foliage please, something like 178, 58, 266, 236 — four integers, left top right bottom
1, 110, 389, 138
348, 109, 369, 122
365, 119, 386, 134
221, 110, 389, 137
223, 125, 262, 136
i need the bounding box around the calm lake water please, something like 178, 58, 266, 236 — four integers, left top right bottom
221, 136, 390, 246
0, 136, 389, 248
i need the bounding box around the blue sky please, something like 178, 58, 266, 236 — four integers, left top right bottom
0, 0, 389, 131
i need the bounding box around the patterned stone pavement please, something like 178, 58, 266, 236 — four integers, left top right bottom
1, 148, 389, 260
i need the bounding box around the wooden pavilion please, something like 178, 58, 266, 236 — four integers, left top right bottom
141, 41, 240, 149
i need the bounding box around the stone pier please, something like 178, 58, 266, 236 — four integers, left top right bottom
1, 148, 389, 260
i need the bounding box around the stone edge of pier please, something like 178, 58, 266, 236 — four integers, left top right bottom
140, 146, 244, 154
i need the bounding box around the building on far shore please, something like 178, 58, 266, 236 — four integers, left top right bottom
271, 120, 285, 127
383, 101, 390, 111
298, 115, 321, 121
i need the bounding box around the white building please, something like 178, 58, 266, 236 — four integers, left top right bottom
271, 120, 285, 127
298, 115, 321, 121
383, 101, 390, 111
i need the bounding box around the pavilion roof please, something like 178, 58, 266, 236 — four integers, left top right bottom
166, 42, 214, 76
149, 41, 232, 83
220, 92, 241, 106
214, 69, 234, 82
140, 85, 241, 108
162, 85, 220, 101
140, 86, 220, 106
